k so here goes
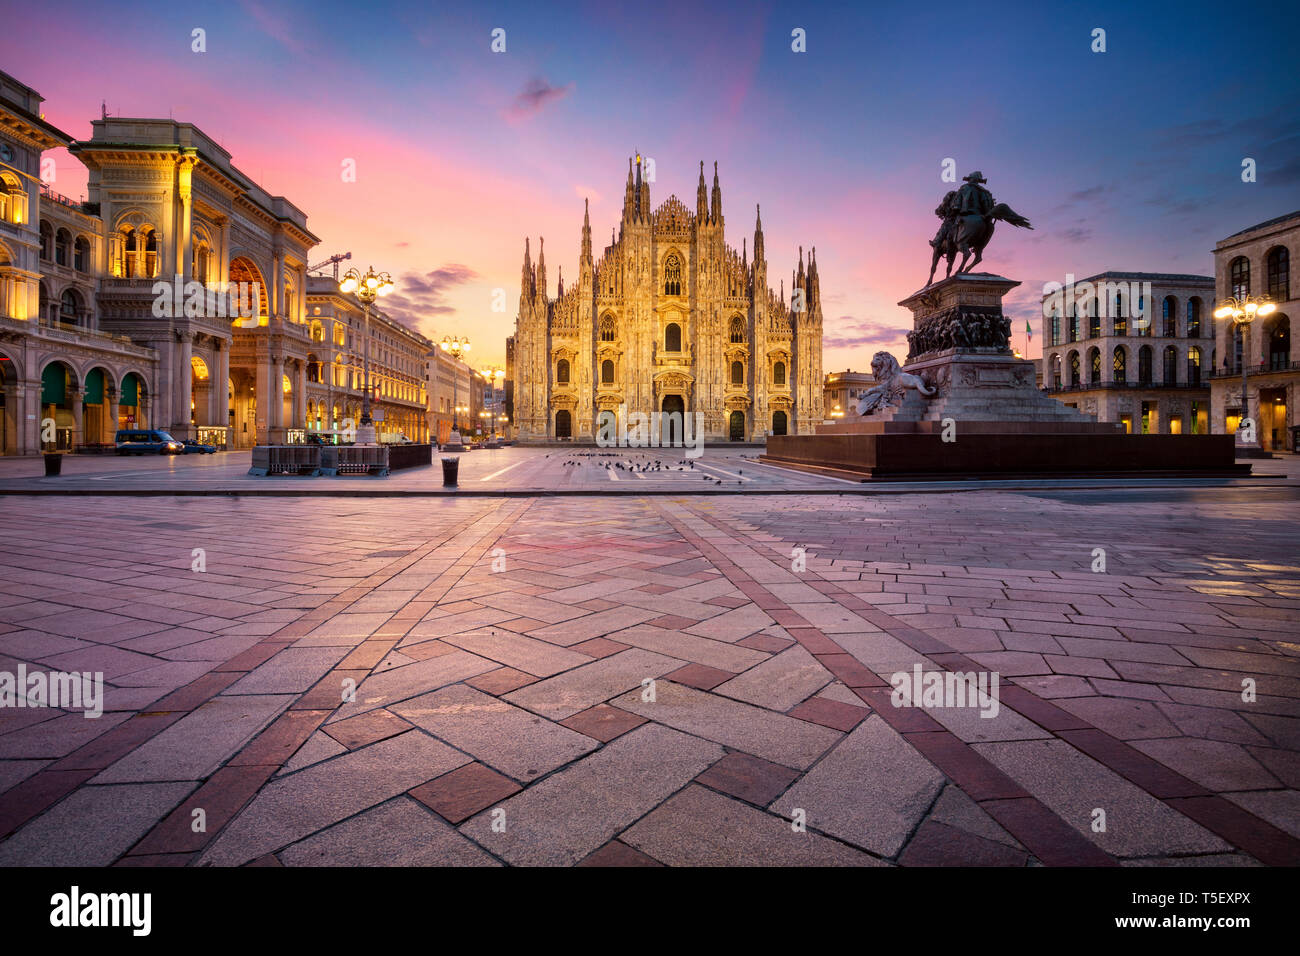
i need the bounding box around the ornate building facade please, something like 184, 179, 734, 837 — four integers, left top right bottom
509, 157, 823, 442
0, 68, 433, 454
1210, 211, 1295, 452
1041, 272, 1215, 434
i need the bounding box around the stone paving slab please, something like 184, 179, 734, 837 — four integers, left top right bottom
612, 680, 841, 769
774, 716, 946, 858
94, 694, 293, 783
393, 684, 596, 781
458, 724, 723, 866
621, 784, 885, 866
504, 648, 683, 720
197, 730, 470, 866
277, 797, 498, 867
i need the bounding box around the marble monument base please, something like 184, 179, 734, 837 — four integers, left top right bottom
762, 273, 1249, 480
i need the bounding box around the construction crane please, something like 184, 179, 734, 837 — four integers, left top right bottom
308, 252, 352, 281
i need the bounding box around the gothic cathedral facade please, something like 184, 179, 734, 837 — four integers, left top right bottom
509, 157, 824, 442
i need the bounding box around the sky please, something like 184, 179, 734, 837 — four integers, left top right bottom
4, 0, 1299, 372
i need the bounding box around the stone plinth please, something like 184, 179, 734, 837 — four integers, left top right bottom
764, 272, 1250, 480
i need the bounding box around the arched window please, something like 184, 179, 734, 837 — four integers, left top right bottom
1138, 344, 1153, 384
729, 316, 745, 344
38, 282, 51, 323
1187, 346, 1202, 386
55, 228, 71, 266
1162, 296, 1177, 336
730, 361, 744, 385
1050, 353, 1062, 388
1068, 350, 1080, 386
1113, 346, 1127, 383
1163, 345, 1178, 384
1266, 314, 1290, 371
772, 410, 787, 435
773, 361, 786, 385
601, 359, 614, 384
1266, 247, 1289, 302
1230, 256, 1250, 300
39, 221, 52, 260
1112, 290, 1127, 336
59, 289, 80, 325
556, 359, 570, 384
1088, 347, 1101, 384
1068, 307, 1079, 342
116, 225, 134, 277
141, 228, 158, 278
1187, 297, 1201, 338
665, 322, 681, 352
663, 254, 682, 296
74, 236, 89, 272
599, 315, 616, 342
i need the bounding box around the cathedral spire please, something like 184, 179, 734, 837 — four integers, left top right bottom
536, 236, 546, 298
557, 264, 564, 298
623, 157, 635, 223
696, 160, 707, 222
753, 204, 765, 266
522, 237, 532, 295
637, 152, 649, 222
710, 160, 722, 222
581, 197, 592, 264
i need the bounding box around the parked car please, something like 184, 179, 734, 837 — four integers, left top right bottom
180, 439, 216, 454
115, 429, 184, 455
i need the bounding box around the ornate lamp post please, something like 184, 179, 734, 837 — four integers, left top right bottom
441, 336, 471, 442
1214, 294, 1276, 451
338, 266, 394, 444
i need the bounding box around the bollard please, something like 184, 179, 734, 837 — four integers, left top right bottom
441, 456, 459, 487
44, 453, 63, 477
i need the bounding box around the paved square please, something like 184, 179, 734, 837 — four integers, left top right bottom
1, 452, 1298, 866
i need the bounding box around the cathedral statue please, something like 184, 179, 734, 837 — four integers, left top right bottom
927, 171, 1033, 286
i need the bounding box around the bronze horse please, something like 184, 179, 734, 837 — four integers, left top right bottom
928, 202, 1033, 285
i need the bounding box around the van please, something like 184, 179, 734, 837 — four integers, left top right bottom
115, 429, 184, 455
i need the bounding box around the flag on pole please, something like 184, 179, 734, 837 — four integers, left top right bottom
1025, 319, 1033, 345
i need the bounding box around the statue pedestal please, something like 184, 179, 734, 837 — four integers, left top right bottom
763, 272, 1248, 480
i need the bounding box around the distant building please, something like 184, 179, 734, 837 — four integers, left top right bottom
1041, 272, 1214, 434
1210, 211, 1296, 451
823, 369, 875, 422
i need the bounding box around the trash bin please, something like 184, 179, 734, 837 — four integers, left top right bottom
441, 456, 459, 487
44, 453, 62, 477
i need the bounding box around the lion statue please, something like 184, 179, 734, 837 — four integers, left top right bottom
856, 351, 937, 415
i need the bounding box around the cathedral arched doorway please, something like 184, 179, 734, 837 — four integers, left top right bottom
661, 394, 685, 445
555, 409, 572, 439
729, 410, 745, 441
772, 410, 787, 435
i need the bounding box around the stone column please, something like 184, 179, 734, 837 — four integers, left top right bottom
294, 360, 306, 429
106, 386, 119, 443
217, 340, 230, 445
175, 333, 193, 439
256, 355, 272, 445
270, 354, 284, 442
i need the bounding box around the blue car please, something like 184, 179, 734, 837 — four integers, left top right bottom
115, 429, 184, 455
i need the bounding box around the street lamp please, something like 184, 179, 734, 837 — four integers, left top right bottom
1214, 294, 1276, 450
339, 266, 394, 444
441, 336, 470, 441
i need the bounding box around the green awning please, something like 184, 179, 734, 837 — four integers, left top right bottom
84, 368, 105, 404
41, 364, 66, 406
121, 374, 139, 406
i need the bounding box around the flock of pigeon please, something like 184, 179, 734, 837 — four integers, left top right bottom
552, 455, 746, 485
